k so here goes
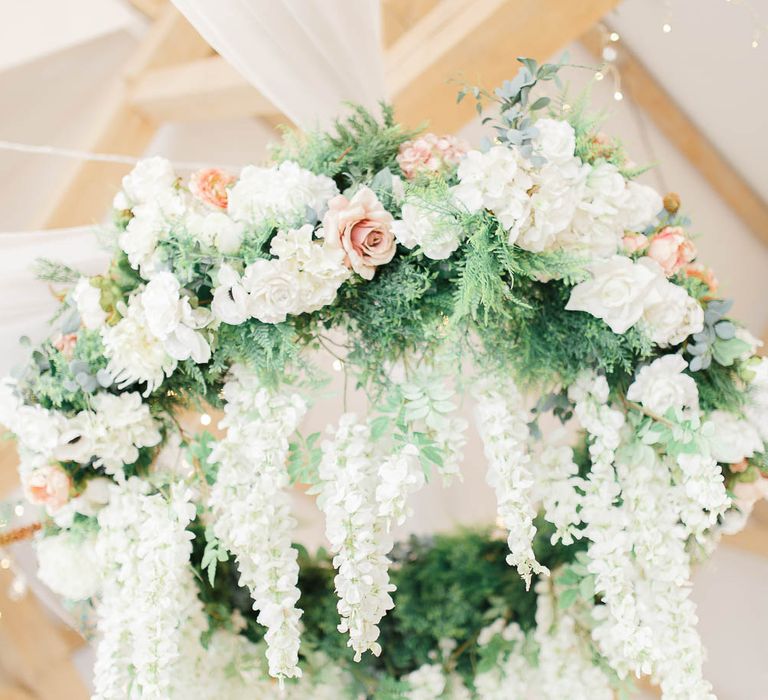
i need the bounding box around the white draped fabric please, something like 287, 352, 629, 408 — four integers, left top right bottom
170, 0, 387, 128
0, 227, 110, 376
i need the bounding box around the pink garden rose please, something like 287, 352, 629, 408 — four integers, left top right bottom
622, 232, 648, 255
23, 465, 72, 513
189, 168, 236, 210
322, 186, 395, 280
396, 133, 469, 180
647, 226, 696, 276
53, 333, 78, 359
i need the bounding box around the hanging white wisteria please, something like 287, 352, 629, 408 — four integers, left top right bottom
2, 56, 767, 699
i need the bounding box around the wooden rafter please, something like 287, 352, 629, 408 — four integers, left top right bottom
581, 25, 768, 245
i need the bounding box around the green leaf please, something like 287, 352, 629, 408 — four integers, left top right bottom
578, 575, 595, 600
421, 445, 444, 467
558, 588, 579, 610
370, 415, 391, 441
530, 96, 551, 111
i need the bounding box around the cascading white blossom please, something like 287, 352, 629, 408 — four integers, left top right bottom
315, 414, 396, 661
616, 444, 715, 699
533, 442, 586, 546
93, 478, 197, 700
568, 372, 656, 677
474, 379, 548, 588
474, 620, 531, 699
533, 581, 614, 700
376, 443, 425, 530
208, 365, 306, 681
403, 663, 471, 700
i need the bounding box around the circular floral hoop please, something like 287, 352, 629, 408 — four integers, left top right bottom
2, 58, 767, 699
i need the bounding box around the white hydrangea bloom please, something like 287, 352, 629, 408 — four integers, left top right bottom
72, 277, 107, 329
114, 156, 176, 209
186, 210, 244, 254
623, 181, 663, 232
141, 271, 211, 363
316, 414, 395, 661
565, 255, 660, 334
392, 200, 464, 260
209, 365, 306, 680
453, 146, 533, 243
93, 479, 197, 700
36, 531, 101, 600
227, 161, 338, 227
102, 294, 177, 395
626, 354, 699, 418
475, 379, 548, 588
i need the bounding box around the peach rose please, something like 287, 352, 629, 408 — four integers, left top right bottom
647, 226, 696, 276
322, 186, 395, 280
622, 232, 648, 255
396, 133, 469, 180
23, 465, 72, 513
730, 459, 749, 474
685, 262, 719, 296
53, 333, 78, 359
189, 168, 236, 210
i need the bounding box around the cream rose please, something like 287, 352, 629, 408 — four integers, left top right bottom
647, 226, 696, 276
626, 354, 698, 417
243, 258, 300, 323
321, 186, 396, 280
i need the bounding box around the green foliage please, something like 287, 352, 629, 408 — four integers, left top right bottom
272, 103, 420, 189
287, 431, 323, 485
32, 258, 83, 284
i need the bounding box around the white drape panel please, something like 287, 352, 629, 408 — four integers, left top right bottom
170, 0, 387, 128
0, 227, 109, 376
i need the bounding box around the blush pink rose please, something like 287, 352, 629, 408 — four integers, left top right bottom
647, 226, 696, 276
189, 168, 236, 209
53, 333, 78, 359
23, 465, 72, 513
622, 232, 648, 255
322, 186, 395, 280
396, 133, 469, 180
685, 262, 719, 296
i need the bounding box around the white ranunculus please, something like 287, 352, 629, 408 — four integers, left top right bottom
243, 258, 300, 324
269, 225, 316, 267
392, 201, 464, 260
36, 532, 101, 600
116, 156, 176, 208
623, 181, 662, 232
626, 354, 699, 417
72, 277, 107, 330
188, 211, 244, 254
704, 410, 763, 464
211, 264, 251, 325
641, 263, 704, 347
227, 161, 338, 227
565, 255, 659, 334
533, 118, 576, 164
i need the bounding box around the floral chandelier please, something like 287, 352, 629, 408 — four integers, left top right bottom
2, 58, 767, 699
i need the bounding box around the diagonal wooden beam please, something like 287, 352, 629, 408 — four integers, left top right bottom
40, 5, 213, 228
131, 56, 280, 122
581, 26, 768, 246
387, 0, 621, 132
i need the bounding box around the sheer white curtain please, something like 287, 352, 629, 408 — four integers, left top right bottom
170, 0, 387, 128
0, 227, 110, 376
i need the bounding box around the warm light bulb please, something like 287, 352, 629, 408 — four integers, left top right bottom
595, 71, 605, 81
609, 31, 620, 42
13, 504, 23, 517
0, 558, 10, 570
614, 91, 624, 101
199, 413, 211, 426
332, 359, 343, 372
752, 39, 760, 48
602, 46, 618, 62
662, 23, 672, 33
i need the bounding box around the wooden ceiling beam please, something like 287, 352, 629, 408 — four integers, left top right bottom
130, 56, 280, 122
581, 25, 768, 246
40, 5, 213, 228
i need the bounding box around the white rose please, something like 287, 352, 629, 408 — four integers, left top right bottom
36, 532, 101, 600
565, 255, 658, 334
704, 410, 763, 463
623, 181, 662, 232
640, 263, 704, 346
116, 156, 176, 208
72, 278, 107, 330
582, 162, 628, 217
243, 258, 300, 324
212, 264, 250, 325
392, 201, 463, 260
188, 211, 244, 254
626, 354, 699, 416
533, 118, 576, 164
